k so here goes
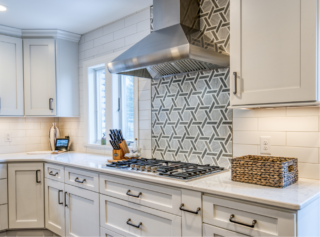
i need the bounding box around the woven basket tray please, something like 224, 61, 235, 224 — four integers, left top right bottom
231, 155, 298, 188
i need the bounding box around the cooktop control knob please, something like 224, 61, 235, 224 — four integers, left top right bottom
135, 165, 140, 170
151, 167, 158, 173
140, 165, 145, 171
130, 164, 135, 169
146, 166, 151, 172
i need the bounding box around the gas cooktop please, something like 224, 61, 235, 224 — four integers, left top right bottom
105, 158, 226, 181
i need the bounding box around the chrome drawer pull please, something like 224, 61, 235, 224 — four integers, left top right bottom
126, 190, 142, 198
75, 177, 86, 183
126, 219, 142, 228
229, 214, 257, 228
179, 204, 201, 214
49, 171, 59, 176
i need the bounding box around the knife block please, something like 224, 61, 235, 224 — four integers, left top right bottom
112, 149, 124, 160
119, 141, 130, 154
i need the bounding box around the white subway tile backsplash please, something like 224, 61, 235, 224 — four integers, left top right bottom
286, 107, 320, 116
233, 108, 286, 118
103, 19, 125, 35
139, 129, 151, 140
139, 79, 151, 91
141, 149, 152, 158
79, 40, 94, 52
298, 163, 320, 180
93, 33, 113, 47
287, 132, 319, 148
233, 131, 286, 146
114, 24, 136, 40
125, 29, 150, 46
138, 90, 151, 101
125, 8, 150, 27
258, 117, 318, 132
139, 139, 151, 150
139, 100, 151, 111
139, 120, 151, 130
233, 144, 258, 157
233, 118, 257, 131
137, 19, 151, 32
271, 146, 319, 163
139, 110, 151, 120
103, 38, 125, 52
85, 28, 103, 42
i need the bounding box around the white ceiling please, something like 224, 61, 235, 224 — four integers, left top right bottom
0, 0, 153, 35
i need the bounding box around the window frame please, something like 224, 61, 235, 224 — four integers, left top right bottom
83, 52, 139, 149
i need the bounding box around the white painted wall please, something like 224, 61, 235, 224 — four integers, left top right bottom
233, 107, 320, 180
59, 7, 152, 157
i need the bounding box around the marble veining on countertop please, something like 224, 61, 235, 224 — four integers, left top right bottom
0, 152, 319, 210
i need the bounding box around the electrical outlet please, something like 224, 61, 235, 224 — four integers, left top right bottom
5, 133, 11, 142
260, 136, 271, 154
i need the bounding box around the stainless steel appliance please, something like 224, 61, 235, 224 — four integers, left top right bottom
107, 0, 229, 80
106, 158, 225, 181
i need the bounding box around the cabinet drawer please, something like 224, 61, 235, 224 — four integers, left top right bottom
100, 174, 181, 215
203, 195, 296, 237
0, 164, 7, 179
45, 163, 64, 182
100, 194, 181, 237
0, 180, 7, 204
203, 224, 248, 237
100, 227, 124, 237
0, 204, 8, 231
65, 167, 99, 192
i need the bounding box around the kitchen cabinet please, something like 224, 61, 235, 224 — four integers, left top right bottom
8, 163, 44, 229
0, 35, 24, 116
230, 0, 318, 107
100, 194, 182, 237
23, 38, 56, 116
0, 204, 8, 232
45, 178, 65, 236
23, 37, 79, 117
203, 224, 247, 237
65, 184, 99, 237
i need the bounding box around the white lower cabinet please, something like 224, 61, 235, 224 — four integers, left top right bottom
100, 194, 182, 237
0, 204, 8, 231
8, 163, 44, 229
65, 184, 99, 237
100, 227, 124, 237
45, 178, 65, 236
203, 195, 296, 237
203, 224, 247, 237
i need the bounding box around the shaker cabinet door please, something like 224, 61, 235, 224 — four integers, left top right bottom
45, 178, 65, 236
23, 38, 56, 116
230, 0, 317, 106
65, 184, 99, 237
0, 35, 24, 116
8, 163, 44, 229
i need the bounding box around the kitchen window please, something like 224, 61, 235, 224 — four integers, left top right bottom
84, 53, 139, 148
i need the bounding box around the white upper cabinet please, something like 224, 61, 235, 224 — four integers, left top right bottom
230, 0, 318, 107
0, 35, 24, 116
23, 38, 57, 116
23, 37, 79, 117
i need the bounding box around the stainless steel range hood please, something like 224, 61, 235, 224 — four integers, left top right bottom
107, 0, 230, 80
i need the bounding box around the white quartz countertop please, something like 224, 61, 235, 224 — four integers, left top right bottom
0, 152, 319, 210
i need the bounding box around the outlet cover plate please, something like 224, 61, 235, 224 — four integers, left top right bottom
260, 136, 271, 154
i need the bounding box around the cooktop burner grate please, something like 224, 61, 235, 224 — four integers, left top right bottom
106, 158, 225, 181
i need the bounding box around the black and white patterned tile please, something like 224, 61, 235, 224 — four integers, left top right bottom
151, 0, 232, 168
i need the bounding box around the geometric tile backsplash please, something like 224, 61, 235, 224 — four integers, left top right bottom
151, 0, 232, 168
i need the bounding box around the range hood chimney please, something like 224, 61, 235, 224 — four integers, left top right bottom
107, 0, 230, 80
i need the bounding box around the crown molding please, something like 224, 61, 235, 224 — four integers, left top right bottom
21, 29, 81, 43
0, 24, 22, 37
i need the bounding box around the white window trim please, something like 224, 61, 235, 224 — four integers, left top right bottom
82, 51, 139, 149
